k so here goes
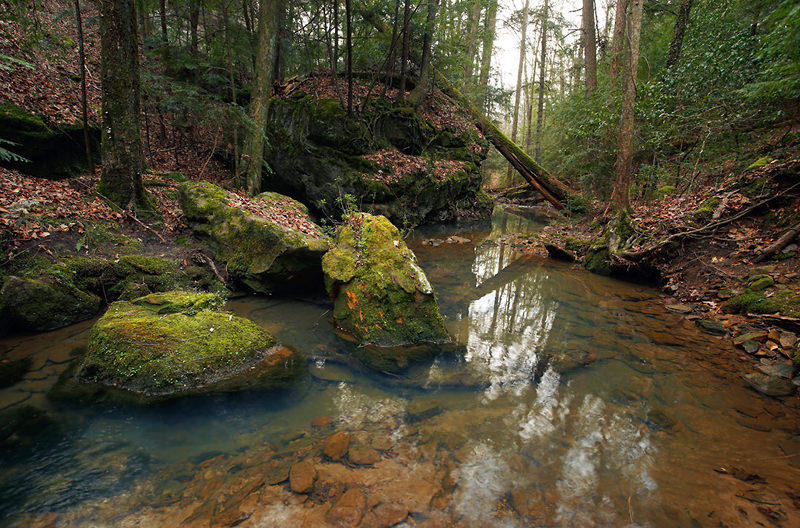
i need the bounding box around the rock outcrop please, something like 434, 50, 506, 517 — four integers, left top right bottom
264, 89, 491, 226
179, 181, 330, 293
61, 291, 304, 402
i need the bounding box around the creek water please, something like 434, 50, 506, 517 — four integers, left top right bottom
2, 207, 800, 527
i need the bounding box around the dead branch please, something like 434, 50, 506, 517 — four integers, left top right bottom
753, 220, 800, 263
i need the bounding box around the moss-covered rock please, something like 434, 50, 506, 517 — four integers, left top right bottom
0, 275, 102, 332
687, 196, 721, 221
724, 288, 800, 317
322, 214, 449, 369
0, 254, 221, 335
65, 291, 305, 402
0, 103, 99, 179
654, 185, 676, 200
263, 95, 490, 226
0, 405, 62, 450
179, 181, 330, 293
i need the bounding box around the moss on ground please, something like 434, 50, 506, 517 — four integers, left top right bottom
725, 288, 800, 316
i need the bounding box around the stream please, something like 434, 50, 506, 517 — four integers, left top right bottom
2, 207, 800, 527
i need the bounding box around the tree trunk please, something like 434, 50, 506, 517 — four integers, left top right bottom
506, 0, 530, 180
98, 0, 146, 211
242, 0, 252, 33
534, 0, 548, 159
463, 0, 481, 82
160, 0, 169, 59
74, 0, 93, 173
666, 0, 693, 69
611, 0, 643, 212
409, 0, 440, 106
609, 0, 628, 83
398, 0, 412, 100
478, 0, 498, 109
190, 0, 200, 56
582, 0, 597, 98
273, 0, 289, 84
243, 0, 279, 195
345, 0, 353, 114
222, 1, 239, 180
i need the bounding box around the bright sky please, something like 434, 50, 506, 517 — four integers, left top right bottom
493, 0, 587, 90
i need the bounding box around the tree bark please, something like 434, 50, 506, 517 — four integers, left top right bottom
222, 0, 239, 180
534, 0, 548, 159
345, 0, 353, 114
74, 0, 93, 173
754, 221, 800, 263
582, 0, 597, 99
611, 0, 643, 212
190, 0, 200, 56
506, 0, 530, 180
160, 0, 169, 59
609, 0, 628, 83
243, 0, 279, 195
98, 0, 146, 211
463, 0, 481, 82
409, 0, 440, 106
666, 0, 693, 69
478, 0, 498, 109
398, 0, 412, 100
242, 0, 252, 33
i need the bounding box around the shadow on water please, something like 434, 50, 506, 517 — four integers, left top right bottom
1, 206, 800, 526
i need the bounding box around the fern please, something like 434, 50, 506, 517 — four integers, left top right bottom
0, 139, 30, 164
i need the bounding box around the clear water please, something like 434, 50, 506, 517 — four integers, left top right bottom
2, 207, 800, 527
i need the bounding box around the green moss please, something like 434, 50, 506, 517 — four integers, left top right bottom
0, 275, 101, 332
0, 405, 61, 450
742, 176, 770, 199
725, 289, 800, 316
76, 291, 301, 398
688, 197, 721, 220
749, 276, 775, 291
564, 237, 591, 252
584, 245, 612, 275
747, 156, 773, 170
654, 185, 676, 199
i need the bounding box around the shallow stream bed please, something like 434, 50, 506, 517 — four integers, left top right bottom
2, 208, 800, 527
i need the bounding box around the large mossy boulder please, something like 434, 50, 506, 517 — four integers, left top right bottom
264, 93, 491, 226
322, 214, 450, 369
64, 291, 304, 402
0, 275, 101, 332
0, 103, 99, 179
179, 181, 330, 293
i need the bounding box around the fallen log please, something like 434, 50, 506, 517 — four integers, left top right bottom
753, 220, 800, 263
434, 72, 582, 211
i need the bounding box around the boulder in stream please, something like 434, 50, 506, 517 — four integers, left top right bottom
0, 275, 101, 332
322, 214, 450, 370
179, 181, 330, 293
59, 291, 304, 402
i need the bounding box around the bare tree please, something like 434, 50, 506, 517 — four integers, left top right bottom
583, 0, 597, 98
534, 0, 549, 159
478, 0, 498, 109
609, 0, 628, 83
666, 0, 693, 69
506, 0, 531, 180
409, 0, 440, 105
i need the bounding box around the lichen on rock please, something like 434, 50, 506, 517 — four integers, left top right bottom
65, 291, 305, 402
179, 181, 330, 293
322, 213, 450, 370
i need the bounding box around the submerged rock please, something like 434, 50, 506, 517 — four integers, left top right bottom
179, 181, 330, 293
62, 291, 304, 402
742, 373, 796, 397
322, 214, 450, 369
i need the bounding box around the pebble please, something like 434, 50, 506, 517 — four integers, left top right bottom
756, 362, 794, 379
742, 373, 797, 397
348, 443, 380, 466
695, 319, 728, 336
666, 303, 693, 314
323, 431, 351, 461
327, 488, 366, 526
289, 460, 316, 494
407, 399, 442, 423
311, 415, 333, 427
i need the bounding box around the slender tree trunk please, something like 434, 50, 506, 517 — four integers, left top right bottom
242, 0, 252, 33
611, 0, 643, 212
609, 0, 628, 83
333, 0, 339, 71
223, 1, 239, 180
160, 0, 169, 59
98, 0, 146, 211
666, 0, 692, 69
478, 0, 498, 109
506, 0, 530, 180
389, 0, 401, 79
137, 0, 148, 41
463, 0, 481, 82
535, 0, 548, 159
190, 1, 200, 55
74, 0, 93, 173
345, 0, 353, 113
409, 0, 440, 106
243, 0, 279, 195
273, 0, 288, 84
398, 0, 412, 100
582, 0, 597, 99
